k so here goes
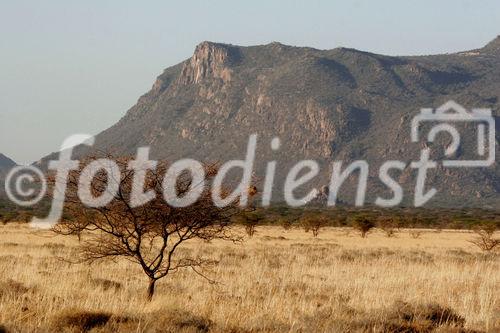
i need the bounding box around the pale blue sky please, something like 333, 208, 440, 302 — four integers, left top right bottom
1, 0, 499, 164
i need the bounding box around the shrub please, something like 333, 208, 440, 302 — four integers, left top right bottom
377, 216, 399, 237
245, 223, 257, 237
351, 216, 375, 238
233, 211, 265, 238
278, 218, 293, 231
469, 224, 499, 252
300, 213, 329, 237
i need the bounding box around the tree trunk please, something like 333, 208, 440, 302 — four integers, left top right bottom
147, 278, 156, 301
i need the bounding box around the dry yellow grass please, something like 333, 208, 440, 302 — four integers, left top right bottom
0, 223, 498, 332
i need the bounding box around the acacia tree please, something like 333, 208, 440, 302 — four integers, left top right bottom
469, 224, 499, 252
300, 213, 329, 237
278, 217, 293, 231
50, 156, 246, 301
233, 210, 265, 237
377, 216, 399, 238
351, 215, 375, 238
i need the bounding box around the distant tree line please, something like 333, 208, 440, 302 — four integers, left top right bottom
1, 198, 498, 231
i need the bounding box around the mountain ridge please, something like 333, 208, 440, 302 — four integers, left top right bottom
39, 37, 500, 208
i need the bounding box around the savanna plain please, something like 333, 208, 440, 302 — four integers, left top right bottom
0, 223, 498, 333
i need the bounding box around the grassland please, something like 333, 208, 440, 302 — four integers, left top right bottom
0, 223, 498, 332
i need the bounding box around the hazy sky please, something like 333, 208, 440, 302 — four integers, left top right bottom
1, 0, 499, 164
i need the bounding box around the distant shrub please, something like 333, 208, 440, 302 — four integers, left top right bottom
377, 216, 399, 238
233, 211, 265, 238
469, 224, 499, 252
300, 213, 329, 237
278, 218, 293, 231
351, 216, 375, 238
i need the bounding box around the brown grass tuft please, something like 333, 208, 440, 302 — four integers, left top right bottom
382, 302, 467, 332
0, 279, 31, 299
90, 278, 122, 291
145, 309, 212, 333
52, 309, 113, 332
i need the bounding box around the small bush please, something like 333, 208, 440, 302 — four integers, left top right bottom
469, 224, 499, 252
300, 213, 329, 237
233, 211, 264, 238
244, 224, 257, 237
351, 216, 375, 238
278, 218, 293, 231
377, 216, 399, 237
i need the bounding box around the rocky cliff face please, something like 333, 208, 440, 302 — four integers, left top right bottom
48, 39, 500, 208
177, 42, 237, 85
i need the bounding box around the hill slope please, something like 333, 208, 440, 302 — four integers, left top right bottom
0, 154, 17, 195
0, 153, 16, 175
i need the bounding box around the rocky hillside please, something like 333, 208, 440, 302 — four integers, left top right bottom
54, 38, 500, 208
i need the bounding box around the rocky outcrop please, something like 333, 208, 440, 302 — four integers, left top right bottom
178, 42, 238, 85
